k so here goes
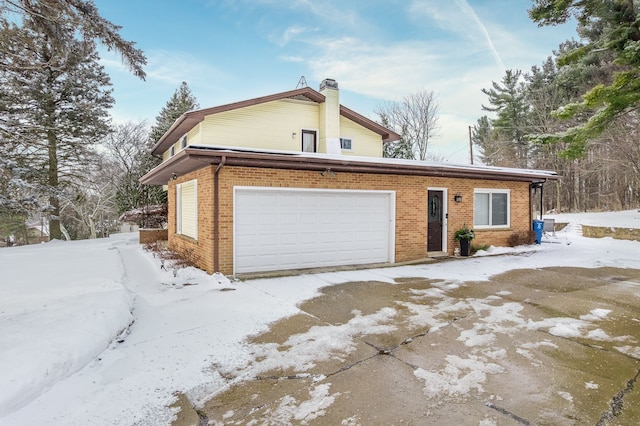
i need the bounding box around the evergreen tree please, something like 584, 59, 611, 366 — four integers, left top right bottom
378, 112, 413, 159
530, 0, 640, 157
480, 70, 530, 168
0, 0, 146, 78
0, 19, 113, 239
149, 82, 200, 143
471, 115, 499, 165
141, 82, 200, 209
0, 0, 146, 240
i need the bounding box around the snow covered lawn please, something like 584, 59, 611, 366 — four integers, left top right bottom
0, 210, 639, 425
0, 238, 133, 416
547, 208, 640, 228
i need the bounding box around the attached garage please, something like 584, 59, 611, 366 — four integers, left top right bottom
233, 187, 396, 274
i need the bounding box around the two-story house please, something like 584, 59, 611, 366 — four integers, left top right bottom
141, 79, 557, 276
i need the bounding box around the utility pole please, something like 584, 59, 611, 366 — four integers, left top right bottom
468, 125, 474, 164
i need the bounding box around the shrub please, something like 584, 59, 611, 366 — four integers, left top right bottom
472, 244, 490, 253
144, 242, 197, 276
454, 224, 475, 241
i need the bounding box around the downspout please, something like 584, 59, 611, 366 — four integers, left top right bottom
539, 182, 544, 221
213, 156, 226, 273
530, 180, 546, 223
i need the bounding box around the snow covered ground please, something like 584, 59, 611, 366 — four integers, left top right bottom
546, 208, 640, 228
0, 209, 639, 425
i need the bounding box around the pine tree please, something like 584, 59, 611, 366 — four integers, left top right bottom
0, 0, 146, 78
0, 20, 113, 239
149, 82, 200, 143
471, 115, 499, 165
529, 0, 640, 157
139, 82, 200, 210
480, 70, 530, 167
0, 0, 146, 241
378, 112, 413, 159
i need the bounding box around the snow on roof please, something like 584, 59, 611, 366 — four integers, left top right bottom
141, 145, 558, 186
191, 145, 559, 178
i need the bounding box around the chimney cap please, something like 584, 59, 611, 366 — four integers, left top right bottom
320, 78, 338, 91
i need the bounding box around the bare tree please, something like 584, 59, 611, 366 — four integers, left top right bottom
102, 121, 153, 214
376, 89, 440, 160
59, 156, 117, 239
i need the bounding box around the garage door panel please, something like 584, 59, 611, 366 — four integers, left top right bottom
235, 189, 393, 274
280, 232, 298, 245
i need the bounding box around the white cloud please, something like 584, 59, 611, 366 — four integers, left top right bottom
281, 0, 573, 163
454, 0, 506, 70
284, 32, 495, 162
280, 55, 305, 62
408, 0, 505, 70
145, 49, 228, 87
303, 35, 498, 133
270, 25, 316, 46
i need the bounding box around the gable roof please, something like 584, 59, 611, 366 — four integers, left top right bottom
150, 86, 401, 156
141, 145, 559, 186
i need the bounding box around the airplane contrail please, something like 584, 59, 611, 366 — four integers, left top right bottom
455, 0, 506, 70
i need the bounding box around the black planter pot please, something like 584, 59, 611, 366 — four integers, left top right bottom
459, 238, 472, 256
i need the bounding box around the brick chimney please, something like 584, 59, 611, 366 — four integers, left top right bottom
319, 79, 341, 154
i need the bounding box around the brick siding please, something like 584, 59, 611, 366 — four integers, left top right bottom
167, 165, 532, 275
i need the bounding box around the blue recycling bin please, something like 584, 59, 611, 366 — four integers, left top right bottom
532, 220, 544, 244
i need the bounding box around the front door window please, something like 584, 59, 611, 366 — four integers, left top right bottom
427, 190, 444, 252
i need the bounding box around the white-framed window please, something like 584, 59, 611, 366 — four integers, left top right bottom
301, 129, 317, 153
340, 138, 353, 150
180, 135, 188, 149
176, 179, 197, 239
474, 189, 510, 228
170, 145, 175, 156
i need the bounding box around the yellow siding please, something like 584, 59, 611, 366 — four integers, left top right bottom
178, 180, 197, 239
200, 99, 319, 152
163, 142, 179, 161
318, 105, 326, 153
188, 123, 202, 147
160, 99, 385, 160
340, 116, 383, 157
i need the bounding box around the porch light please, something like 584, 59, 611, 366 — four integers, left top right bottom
454, 193, 462, 203
292, 132, 297, 139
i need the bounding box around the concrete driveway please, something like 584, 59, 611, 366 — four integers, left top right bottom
195, 266, 640, 425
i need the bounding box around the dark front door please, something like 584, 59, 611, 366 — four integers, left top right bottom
427, 190, 443, 252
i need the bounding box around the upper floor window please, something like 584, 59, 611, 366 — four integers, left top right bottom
170, 145, 175, 156
340, 138, 353, 150
180, 135, 188, 149
302, 130, 317, 153
474, 189, 510, 228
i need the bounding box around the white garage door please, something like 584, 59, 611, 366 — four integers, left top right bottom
234, 188, 395, 274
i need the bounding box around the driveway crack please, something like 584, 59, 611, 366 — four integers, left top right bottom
484, 401, 533, 425
596, 368, 640, 425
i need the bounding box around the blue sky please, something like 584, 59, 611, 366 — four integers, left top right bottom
95, 0, 578, 163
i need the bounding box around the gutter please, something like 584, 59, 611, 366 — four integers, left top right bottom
140, 148, 560, 186
213, 155, 226, 272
